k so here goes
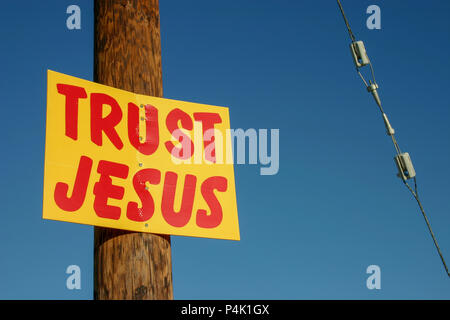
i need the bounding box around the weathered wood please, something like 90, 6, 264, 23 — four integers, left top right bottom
93, 0, 173, 300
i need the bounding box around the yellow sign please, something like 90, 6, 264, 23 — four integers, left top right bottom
43, 70, 239, 240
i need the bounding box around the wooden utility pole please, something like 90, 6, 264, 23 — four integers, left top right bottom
93, 0, 173, 300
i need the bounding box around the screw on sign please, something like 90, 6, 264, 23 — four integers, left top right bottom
43, 70, 240, 241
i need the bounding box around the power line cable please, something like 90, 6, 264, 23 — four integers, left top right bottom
336, 0, 449, 277
337, 0, 356, 42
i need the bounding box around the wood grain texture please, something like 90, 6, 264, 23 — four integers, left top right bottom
93, 0, 173, 300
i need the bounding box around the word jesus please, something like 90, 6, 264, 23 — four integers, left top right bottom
55, 156, 225, 228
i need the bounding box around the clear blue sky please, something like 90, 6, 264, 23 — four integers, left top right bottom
0, 0, 449, 299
